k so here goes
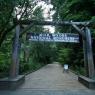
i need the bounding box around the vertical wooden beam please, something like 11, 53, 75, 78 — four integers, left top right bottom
9, 25, 20, 78
83, 27, 95, 78
83, 38, 89, 77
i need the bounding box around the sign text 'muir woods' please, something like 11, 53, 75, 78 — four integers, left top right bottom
27, 33, 79, 43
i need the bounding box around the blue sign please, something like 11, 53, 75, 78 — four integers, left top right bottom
27, 33, 79, 43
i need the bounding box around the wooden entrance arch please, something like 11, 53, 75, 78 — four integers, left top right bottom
3, 20, 94, 89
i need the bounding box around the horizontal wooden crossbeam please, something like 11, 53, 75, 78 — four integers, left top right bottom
13, 19, 93, 39
14, 19, 90, 26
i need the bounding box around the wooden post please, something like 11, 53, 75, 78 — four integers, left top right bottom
83, 37, 89, 77
9, 25, 20, 78
83, 27, 95, 78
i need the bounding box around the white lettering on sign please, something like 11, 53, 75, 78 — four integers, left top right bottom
27, 33, 79, 43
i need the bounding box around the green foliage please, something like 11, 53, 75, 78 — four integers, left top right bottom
1, 0, 95, 78
0, 0, 14, 27
58, 48, 74, 65
0, 38, 12, 78
0, 0, 38, 46
0, 0, 49, 78
19, 60, 45, 74
24, 41, 57, 65
52, 0, 95, 20
51, 0, 95, 75
32, 6, 44, 20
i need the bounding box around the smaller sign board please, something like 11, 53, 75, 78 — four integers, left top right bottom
27, 33, 79, 43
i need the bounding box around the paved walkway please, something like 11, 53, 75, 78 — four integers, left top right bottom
0, 63, 95, 95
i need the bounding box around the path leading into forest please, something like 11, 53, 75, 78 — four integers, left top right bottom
0, 63, 95, 95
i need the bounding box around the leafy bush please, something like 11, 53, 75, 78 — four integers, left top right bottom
19, 61, 45, 74
58, 48, 74, 66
